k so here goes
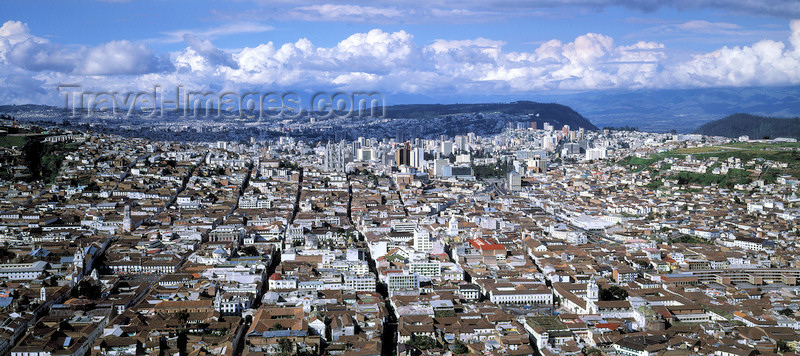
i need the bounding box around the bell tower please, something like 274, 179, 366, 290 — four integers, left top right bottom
122, 205, 132, 232
587, 275, 599, 302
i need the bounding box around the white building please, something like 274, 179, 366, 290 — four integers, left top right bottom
0, 261, 48, 280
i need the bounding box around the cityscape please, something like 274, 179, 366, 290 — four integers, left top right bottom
2, 1, 800, 356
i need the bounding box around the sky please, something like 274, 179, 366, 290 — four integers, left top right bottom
0, 0, 799, 106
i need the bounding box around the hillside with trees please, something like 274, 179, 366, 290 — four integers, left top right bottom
694, 113, 800, 139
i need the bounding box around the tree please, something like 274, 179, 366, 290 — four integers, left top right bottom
277, 338, 293, 356
452, 339, 469, 354
74, 279, 102, 299
599, 286, 628, 301
776, 340, 791, 353
0, 246, 15, 263
176, 309, 190, 322
583, 347, 603, 355
408, 334, 437, 350
778, 308, 794, 317
240, 246, 260, 257
85, 181, 101, 192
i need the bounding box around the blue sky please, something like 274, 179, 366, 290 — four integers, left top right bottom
0, 0, 799, 105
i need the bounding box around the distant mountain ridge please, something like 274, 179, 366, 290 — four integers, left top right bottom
693, 113, 800, 139
0, 101, 599, 132
385, 101, 598, 130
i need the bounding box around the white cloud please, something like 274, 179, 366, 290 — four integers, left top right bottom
7, 39, 82, 72
0, 20, 46, 64
669, 38, 800, 87
2, 19, 800, 104
183, 34, 238, 69
222, 0, 800, 22
791, 19, 800, 52
78, 41, 172, 75
0, 21, 37, 45
289, 4, 407, 22
158, 22, 273, 44
5, 37, 171, 76
676, 20, 742, 33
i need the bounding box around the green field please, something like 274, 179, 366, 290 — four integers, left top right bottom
668, 143, 800, 179
672, 169, 753, 188
0, 135, 26, 148
725, 142, 800, 149
669, 146, 737, 154
618, 154, 665, 172
621, 142, 800, 186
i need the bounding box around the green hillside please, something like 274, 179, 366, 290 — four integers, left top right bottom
694, 113, 800, 139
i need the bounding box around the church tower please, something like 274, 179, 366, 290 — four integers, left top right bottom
448, 216, 459, 236
74, 244, 85, 271
587, 275, 599, 302
122, 205, 132, 232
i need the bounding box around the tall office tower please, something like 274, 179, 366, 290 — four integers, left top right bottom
507, 172, 522, 191
440, 141, 453, 156
454, 135, 467, 152
410, 147, 424, 169
434, 159, 449, 177
395, 142, 411, 166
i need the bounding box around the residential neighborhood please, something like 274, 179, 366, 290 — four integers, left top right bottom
1, 117, 800, 356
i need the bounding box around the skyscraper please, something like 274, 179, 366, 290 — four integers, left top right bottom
395, 142, 410, 166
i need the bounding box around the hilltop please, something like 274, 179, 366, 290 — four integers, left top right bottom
385, 101, 598, 131
693, 113, 800, 139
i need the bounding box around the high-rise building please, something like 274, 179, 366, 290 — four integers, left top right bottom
357, 148, 375, 161
507, 172, 522, 191
324, 142, 345, 171
454, 135, 467, 152
395, 142, 411, 166
586, 147, 607, 160
410, 147, 424, 169
440, 141, 453, 156
413, 227, 433, 252
433, 159, 449, 177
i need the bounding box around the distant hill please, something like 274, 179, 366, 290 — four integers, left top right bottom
385, 101, 598, 130
693, 113, 800, 139
0, 104, 61, 113
0, 101, 600, 133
